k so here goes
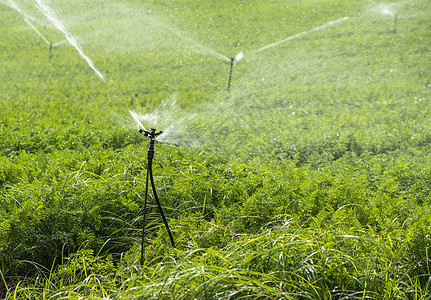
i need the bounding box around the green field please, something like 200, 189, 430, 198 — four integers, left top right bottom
1, 0, 431, 298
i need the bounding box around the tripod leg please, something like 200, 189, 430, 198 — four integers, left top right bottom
149, 164, 175, 247
140, 168, 150, 265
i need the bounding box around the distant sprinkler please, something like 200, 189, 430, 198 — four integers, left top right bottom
227, 51, 243, 92
23, 17, 54, 58
379, 5, 397, 34
227, 57, 234, 92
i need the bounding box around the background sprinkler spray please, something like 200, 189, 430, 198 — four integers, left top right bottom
139, 127, 175, 265
375, 4, 397, 34
23, 17, 54, 58
35, 0, 104, 80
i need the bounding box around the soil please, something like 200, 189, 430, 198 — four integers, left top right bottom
0, 279, 21, 299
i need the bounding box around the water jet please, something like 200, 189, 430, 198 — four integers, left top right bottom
3, 0, 43, 25
35, 0, 104, 80
374, 3, 398, 34
147, 17, 230, 62
252, 17, 349, 53
24, 18, 50, 46
23, 17, 55, 58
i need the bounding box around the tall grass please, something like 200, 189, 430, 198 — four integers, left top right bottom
6, 215, 430, 299
1, 0, 431, 298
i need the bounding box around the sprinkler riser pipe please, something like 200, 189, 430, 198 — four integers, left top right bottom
139, 126, 173, 265
146, 128, 157, 163
147, 141, 155, 162
227, 57, 235, 92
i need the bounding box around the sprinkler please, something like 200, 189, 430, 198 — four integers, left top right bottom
227, 52, 243, 92
227, 57, 235, 92
139, 127, 175, 265
49, 43, 53, 59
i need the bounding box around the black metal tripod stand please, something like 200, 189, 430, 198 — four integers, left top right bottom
140, 128, 175, 265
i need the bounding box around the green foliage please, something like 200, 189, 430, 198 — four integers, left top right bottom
12, 217, 430, 299
1, 0, 431, 298
54, 249, 116, 285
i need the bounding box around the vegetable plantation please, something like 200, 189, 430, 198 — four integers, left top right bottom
1, 0, 431, 298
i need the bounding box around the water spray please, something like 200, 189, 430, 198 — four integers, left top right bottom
4, 0, 43, 25
147, 17, 230, 62
24, 18, 50, 45
251, 17, 349, 54
139, 127, 175, 265
375, 4, 398, 34
35, 0, 104, 80
22, 18, 55, 58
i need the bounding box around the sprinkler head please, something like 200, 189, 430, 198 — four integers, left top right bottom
139, 128, 150, 137
139, 128, 163, 138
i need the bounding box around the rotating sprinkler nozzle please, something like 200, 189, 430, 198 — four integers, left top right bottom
139, 127, 174, 265
139, 128, 163, 138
